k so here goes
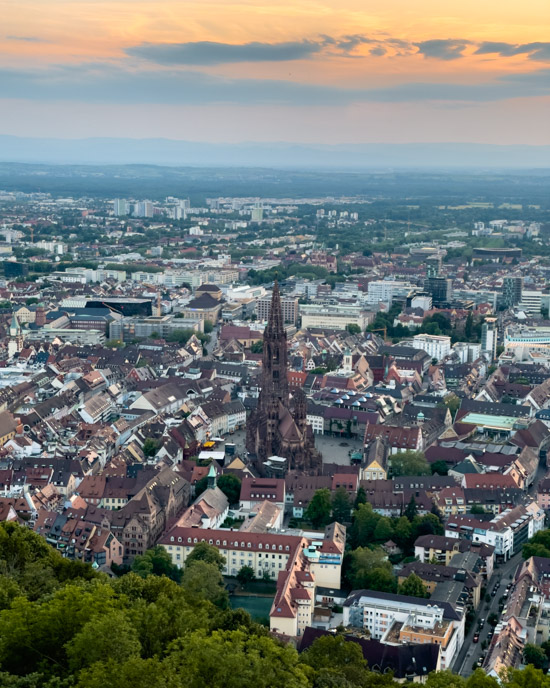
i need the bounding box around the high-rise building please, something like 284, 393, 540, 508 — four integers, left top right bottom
425, 276, 453, 306
502, 276, 523, 309
113, 198, 127, 216
481, 317, 498, 361
251, 202, 264, 223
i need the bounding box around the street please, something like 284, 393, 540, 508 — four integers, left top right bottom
454, 551, 522, 675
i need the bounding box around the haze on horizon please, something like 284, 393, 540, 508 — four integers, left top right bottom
0, 0, 549, 150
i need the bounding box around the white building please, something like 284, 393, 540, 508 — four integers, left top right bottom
411, 334, 451, 361
300, 303, 371, 331
367, 280, 414, 306
343, 590, 464, 670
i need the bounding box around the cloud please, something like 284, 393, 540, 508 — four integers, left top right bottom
5, 35, 49, 43
126, 40, 326, 65
415, 39, 471, 60
0, 63, 548, 106
475, 41, 550, 61
126, 35, 404, 65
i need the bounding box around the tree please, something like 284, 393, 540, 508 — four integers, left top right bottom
470, 505, 486, 515
182, 560, 229, 609
250, 340, 263, 353
131, 546, 182, 582
203, 320, 214, 334
393, 516, 413, 550
523, 529, 550, 559
465, 312, 474, 340
431, 461, 448, 476
444, 394, 461, 419
194, 476, 208, 498
411, 514, 444, 541
217, 474, 241, 505
487, 612, 499, 627
354, 487, 367, 509
142, 438, 160, 458
236, 566, 255, 586
346, 547, 397, 592
305, 489, 333, 529
346, 323, 361, 335
404, 496, 418, 522
373, 517, 394, 543
390, 451, 430, 477
349, 503, 381, 548
398, 573, 429, 598
331, 488, 351, 523
300, 634, 367, 685
186, 542, 226, 571
66, 610, 141, 671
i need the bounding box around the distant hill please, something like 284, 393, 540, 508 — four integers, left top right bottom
0, 135, 549, 169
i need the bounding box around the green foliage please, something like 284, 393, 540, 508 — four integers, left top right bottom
131, 546, 182, 583
165, 328, 195, 344
305, 489, 333, 529
194, 476, 208, 498
346, 323, 361, 335
430, 461, 448, 476
300, 635, 367, 685
237, 566, 255, 586
346, 547, 397, 593
250, 340, 263, 353
331, 488, 352, 524
354, 487, 367, 509
0, 522, 98, 607
398, 573, 429, 598
181, 560, 229, 609
3, 519, 549, 688
217, 474, 242, 506
470, 505, 486, 515
142, 438, 160, 458
390, 451, 430, 477
523, 529, 550, 559
186, 542, 226, 572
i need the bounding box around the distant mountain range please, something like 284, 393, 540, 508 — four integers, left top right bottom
0, 135, 549, 169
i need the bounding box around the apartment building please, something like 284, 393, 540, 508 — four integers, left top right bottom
411, 334, 451, 362
343, 590, 464, 670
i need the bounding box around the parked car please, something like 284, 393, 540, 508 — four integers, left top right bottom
473, 633, 480, 643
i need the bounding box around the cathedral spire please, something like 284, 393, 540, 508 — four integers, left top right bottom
265, 280, 285, 339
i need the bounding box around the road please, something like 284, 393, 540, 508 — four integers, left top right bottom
455, 552, 522, 676
453, 458, 548, 676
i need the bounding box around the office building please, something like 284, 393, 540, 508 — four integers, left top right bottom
257, 293, 299, 324
502, 277, 523, 310
300, 303, 371, 331
425, 276, 453, 306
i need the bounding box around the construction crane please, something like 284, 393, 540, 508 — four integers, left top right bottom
369, 327, 387, 341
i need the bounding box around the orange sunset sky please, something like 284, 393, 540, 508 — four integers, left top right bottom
0, 0, 549, 143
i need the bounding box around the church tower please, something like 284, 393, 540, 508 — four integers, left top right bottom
8, 313, 24, 359
246, 281, 321, 474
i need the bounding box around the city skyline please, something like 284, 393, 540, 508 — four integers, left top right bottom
0, 0, 549, 148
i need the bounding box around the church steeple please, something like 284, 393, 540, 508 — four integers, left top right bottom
207, 464, 217, 489
261, 280, 289, 407
265, 280, 285, 340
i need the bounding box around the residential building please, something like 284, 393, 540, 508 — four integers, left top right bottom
343, 590, 464, 670
411, 334, 451, 362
